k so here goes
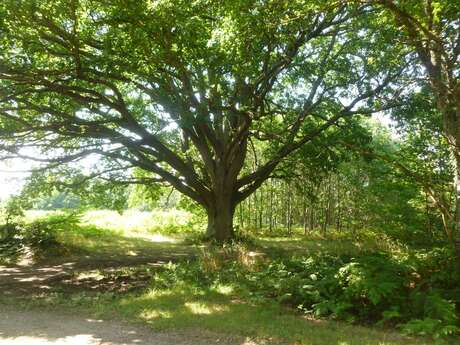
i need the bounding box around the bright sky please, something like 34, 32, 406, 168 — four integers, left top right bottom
0, 159, 31, 201
373, 112, 396, 129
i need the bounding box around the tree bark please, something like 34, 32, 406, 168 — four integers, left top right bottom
206, 195, 235, 242
451, 147, 460, 247
439, 104, 459, 248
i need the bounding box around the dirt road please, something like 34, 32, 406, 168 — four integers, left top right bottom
0, 308, 262, 345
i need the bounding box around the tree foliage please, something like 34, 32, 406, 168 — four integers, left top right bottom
0, 0, 406, 240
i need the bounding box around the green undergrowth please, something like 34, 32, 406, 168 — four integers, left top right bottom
4, 275, 437, 345
252, 228, 410, 258
1, 210, 459, 344
8, 243, 458, 344
138, 244, 459, 342
111, 244, 458, 342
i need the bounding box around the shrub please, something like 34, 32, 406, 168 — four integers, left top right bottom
1, 211, 81, 263
151, 246, 459, 340
0, 197, 25, 242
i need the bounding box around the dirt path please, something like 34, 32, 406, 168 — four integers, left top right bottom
0, 248, 277, 345
0, 243, 196, 296
0, 308, 263, 345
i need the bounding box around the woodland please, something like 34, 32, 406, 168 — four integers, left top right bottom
0, 1, 459, 344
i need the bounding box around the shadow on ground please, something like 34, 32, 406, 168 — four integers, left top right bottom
0, 223, 197, 297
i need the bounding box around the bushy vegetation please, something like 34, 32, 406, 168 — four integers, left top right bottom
0, 207, 77, 264
0, 209, 458, 344
145, 243, 459, 341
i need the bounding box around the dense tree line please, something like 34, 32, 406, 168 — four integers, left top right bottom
235, 123, 445, 243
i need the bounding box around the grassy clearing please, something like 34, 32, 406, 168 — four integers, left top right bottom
25, 209, 200, 235
0, 209, 198, 266
1, 210, 456, 345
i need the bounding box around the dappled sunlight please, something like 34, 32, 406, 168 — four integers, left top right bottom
0, 267, 21, 273
16, 210, 198, 266
184, 301, 229, 315
16, 247, 35, 266
1, 0, 458, 342
136, 233, 179, 244
0, 307, 277, 345
111, 283, 430, 345
75, 271, 105, 281
213, 284, 234, 296
1, 211, 448, 344
50, 222, 196, 264
0, 236, 193, 296
139, 309, 173, 320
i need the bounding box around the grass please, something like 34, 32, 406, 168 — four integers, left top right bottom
7, 277, 436, 345
0, 209, 454, 345
253, 229, 409, 259
0, 209, 198, 266
25, 209, 200, 236
110, 286, 434, 345
2, 273, 435, 345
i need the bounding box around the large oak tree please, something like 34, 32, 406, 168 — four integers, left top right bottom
0, 0, 404, 241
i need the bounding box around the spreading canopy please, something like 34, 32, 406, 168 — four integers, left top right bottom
0, 0, 406, 240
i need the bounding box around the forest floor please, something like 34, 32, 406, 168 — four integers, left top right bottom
0, 240, 196, 297
0, 229, 276, 345
0, 211, 445, 345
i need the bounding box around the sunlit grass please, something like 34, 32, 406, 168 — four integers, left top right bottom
18, 209, 199, 264
98, 283, 434, 345
24, 209, 196, 234
0, 272, 446, 345
81, 209, 194, 235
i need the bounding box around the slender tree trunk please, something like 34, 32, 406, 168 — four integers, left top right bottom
425, 192, 434, 239
259, 189, 263, 229
238, 203, 244, 229
310, 206, 315, 232
247, 193, 252, 229
287, 182, 293, 235
441, 104, 460, 249
302, 192, 308, 235
452, 151, 460, 246
336, 178, 342, 232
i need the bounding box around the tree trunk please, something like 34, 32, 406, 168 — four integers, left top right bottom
441, 104, 460, 249
452, 152, 460, 246
269, 185, 274, 233
258, 189, 263, 229
309, 206, 315, 232
206, 195, 235, 242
